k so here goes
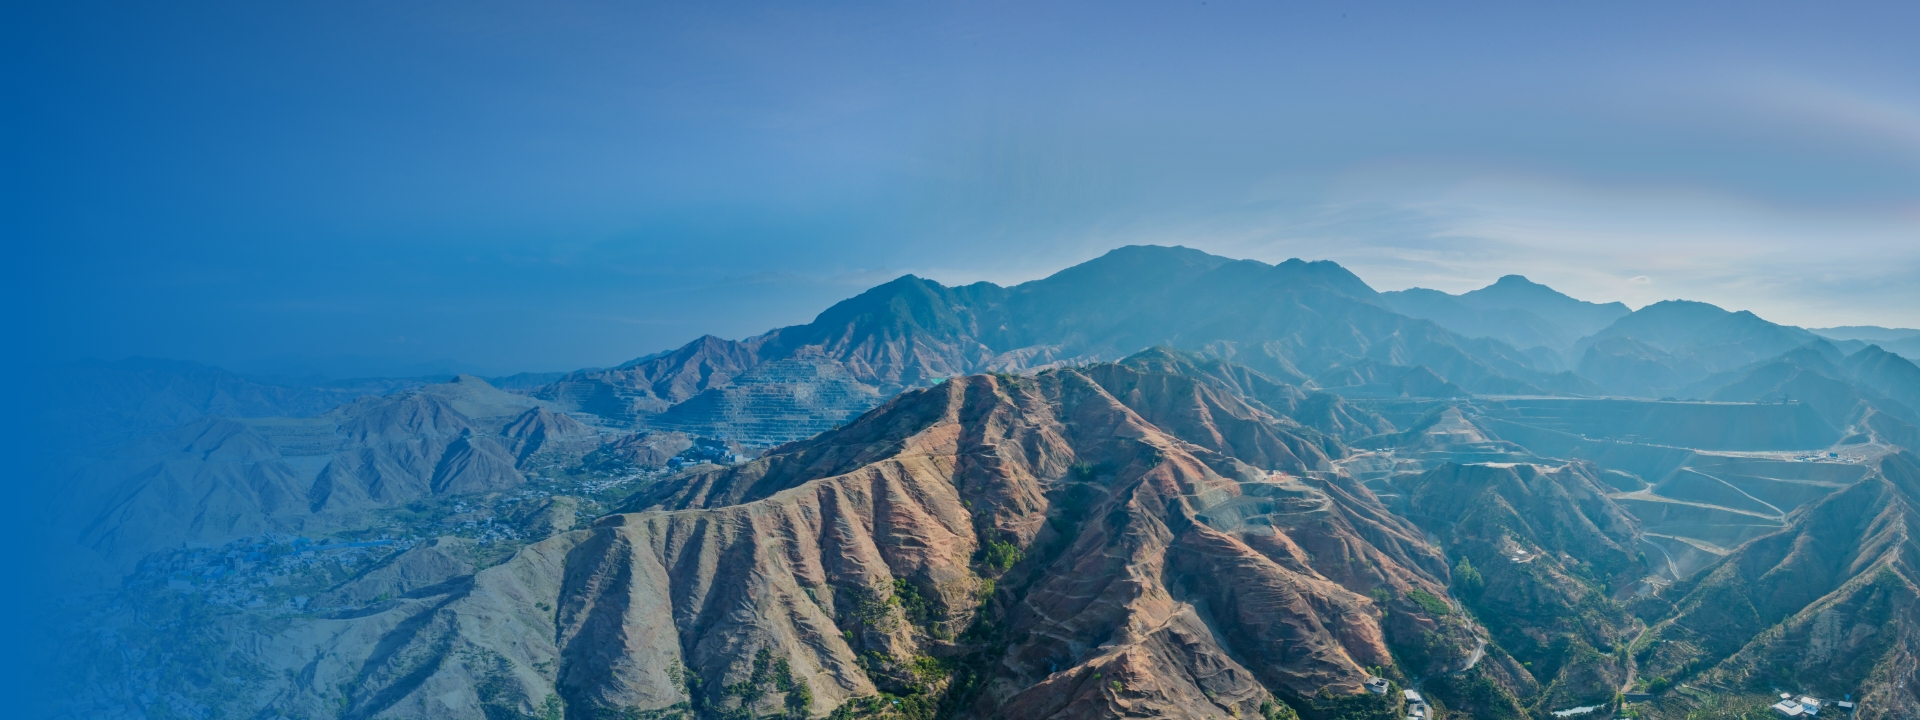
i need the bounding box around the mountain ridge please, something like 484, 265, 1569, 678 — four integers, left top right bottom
537, 246, 1580, 447
1380, 274, 1631, 363
37, 245, 1920, 720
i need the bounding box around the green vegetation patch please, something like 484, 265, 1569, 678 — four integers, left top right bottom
1406, 588, 1453, 616
471, 650, 566, 720
891, 578, 941, 628
1258, 698, 1301, 720
825, 693, 937, 720
1452, 556, 1484, 600
1278, 684, 1405, 720
981, 539, 1023, 572
1423, 666, 1525, 720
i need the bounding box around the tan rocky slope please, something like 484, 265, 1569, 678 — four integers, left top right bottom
317, 366, 1472, 719
1114, 347, 1395, 446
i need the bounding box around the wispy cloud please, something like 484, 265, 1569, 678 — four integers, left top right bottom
1733, 74, 1920, 164
1249, 168, 1920, 328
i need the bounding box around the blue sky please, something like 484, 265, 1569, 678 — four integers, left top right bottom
7, 0, 1920, 374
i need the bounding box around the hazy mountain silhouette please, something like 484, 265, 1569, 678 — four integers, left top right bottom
541, 246, 1584, 445
1576, 300, 1829, 397
1381, 275, 1631, 368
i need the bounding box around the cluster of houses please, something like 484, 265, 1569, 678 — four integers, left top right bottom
1403, 689, 1430, 719
1771, 694, 1855, 717
1792, 452, 1859, 463
1361, 677, 1430, 720
1359, 674, 1859, 719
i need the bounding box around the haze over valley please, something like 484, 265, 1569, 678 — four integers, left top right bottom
11, 3, 1920, 719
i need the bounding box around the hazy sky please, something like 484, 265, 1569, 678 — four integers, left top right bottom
7, 1, 1920, 374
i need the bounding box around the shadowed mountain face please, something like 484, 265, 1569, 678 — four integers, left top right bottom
1575, 301, 1828, 398
1457, 276, 1633, 337
1667, 344, 1920, 455
536, 246, 1567, 445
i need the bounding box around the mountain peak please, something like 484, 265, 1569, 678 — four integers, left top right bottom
1270, 257, 1380, 299
1638, 299, 1726, 313
1378, 273, 1630, 352
1462, 274, 1622, 310
1101, 243, 1222, 262
1043, 244, 1234, 285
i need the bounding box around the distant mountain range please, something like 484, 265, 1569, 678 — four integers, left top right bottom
523, 246, 1916, 454
229, 354, 519, 381
31, 245, 1920, 720
1380, 274, 1631, 370
36, 357, 577, 453
535, 247, 1604, 445
1811, 325, 1920, 358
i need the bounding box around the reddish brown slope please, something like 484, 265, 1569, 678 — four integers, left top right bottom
338, 368, 1465, 720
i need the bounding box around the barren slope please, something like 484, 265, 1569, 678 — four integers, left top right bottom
320, 367, 1466, 719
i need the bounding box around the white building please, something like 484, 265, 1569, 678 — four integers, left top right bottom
1402, 688, 1429, 719
1364, 676, 1389, 695
1772, 699, 1806, 717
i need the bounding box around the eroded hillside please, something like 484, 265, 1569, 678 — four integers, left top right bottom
227, 364, 1469, 719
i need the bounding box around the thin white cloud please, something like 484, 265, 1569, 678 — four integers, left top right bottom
1296, 168, 1920, 327
913, 163, 1920, 330
1733, 75, 1920, 162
